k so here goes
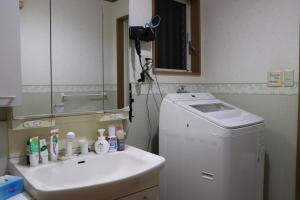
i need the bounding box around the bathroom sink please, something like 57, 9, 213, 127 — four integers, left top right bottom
9, 146, 165, 200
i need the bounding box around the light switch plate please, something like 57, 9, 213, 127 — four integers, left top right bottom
267, 70, 283, 87
283, 69, 294, 87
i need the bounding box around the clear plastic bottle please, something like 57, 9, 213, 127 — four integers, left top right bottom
107, 126, 118, 152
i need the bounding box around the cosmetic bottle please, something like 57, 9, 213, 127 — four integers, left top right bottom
95, 129, 109, 154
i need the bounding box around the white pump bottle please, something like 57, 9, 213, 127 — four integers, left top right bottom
95, 129, 109, 154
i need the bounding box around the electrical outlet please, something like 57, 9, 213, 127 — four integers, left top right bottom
267, 70, 283, 87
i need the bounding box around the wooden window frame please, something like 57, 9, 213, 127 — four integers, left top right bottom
152, 0, 201, 76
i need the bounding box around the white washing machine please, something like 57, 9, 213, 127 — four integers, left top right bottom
159, 93, 264, 200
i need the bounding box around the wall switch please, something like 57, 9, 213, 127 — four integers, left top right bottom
267, 70, 283, 87
283, 69, 294, 87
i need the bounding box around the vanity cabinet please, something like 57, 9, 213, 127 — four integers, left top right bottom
119, 187, 159, 200
0, 0, 22, 107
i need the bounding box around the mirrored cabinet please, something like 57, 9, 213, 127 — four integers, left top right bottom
51, 0, 104, 115
0, 0, 22, 107
15, 0, 51, 116
13, 0, 129, 119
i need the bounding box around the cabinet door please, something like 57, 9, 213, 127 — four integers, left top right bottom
119, 187, 159, 200
0, 0, 22, 107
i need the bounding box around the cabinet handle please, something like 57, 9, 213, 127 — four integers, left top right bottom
0, 96, 16, 106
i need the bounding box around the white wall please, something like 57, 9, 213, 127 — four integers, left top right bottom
201, 0, 300, 83
129, 0, 299, 84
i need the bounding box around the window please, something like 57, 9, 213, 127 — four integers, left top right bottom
152, 0, 200, 76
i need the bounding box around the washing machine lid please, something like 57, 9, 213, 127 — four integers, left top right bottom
168, 93, 264, 129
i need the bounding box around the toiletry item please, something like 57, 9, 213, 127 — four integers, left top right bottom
107, 126, 117, 152
50, 129, 59, 161
95, 129, 109, 154
108, 125, 116, 136
115, 124, 124, 132
39, 139, 48, 164
29, 136, 39, 167
78, 139, 88, 155
116, 130, 126, 151
66, 132, 76, 158
0, 175, 24, 200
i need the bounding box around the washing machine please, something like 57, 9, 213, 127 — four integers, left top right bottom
159, 93, 264, 200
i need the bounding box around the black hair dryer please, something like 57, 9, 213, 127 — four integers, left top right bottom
129, 15, 161, 57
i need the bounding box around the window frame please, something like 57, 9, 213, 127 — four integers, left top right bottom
152, 0, 201, 76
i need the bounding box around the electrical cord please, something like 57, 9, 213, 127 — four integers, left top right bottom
138, 53, 143, 70
146, 81, 153, 151
151, 88, 160, 111
145, 15, 161, 34
154, 68, 164, 100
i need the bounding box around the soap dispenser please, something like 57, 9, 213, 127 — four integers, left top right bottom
95, 129, 109, 154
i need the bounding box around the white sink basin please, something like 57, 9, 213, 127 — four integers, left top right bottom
9, 146, 165, 200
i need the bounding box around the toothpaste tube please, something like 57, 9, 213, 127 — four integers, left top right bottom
50, 129, 59, 161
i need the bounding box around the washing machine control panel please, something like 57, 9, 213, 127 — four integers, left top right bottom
167, 93, 215, 101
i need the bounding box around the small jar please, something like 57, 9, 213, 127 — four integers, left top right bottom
78, 139, 88, 155
116, 131, 126, 151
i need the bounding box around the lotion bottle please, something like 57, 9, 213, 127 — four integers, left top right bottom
29, 136, 39, 167
108, 126, 118, 152
95, 129, 109, 154
39, 139, 49, 164
50, 129, 59, 161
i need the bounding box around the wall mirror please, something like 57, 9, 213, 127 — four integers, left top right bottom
152, 0, 200, 76
14, 0, 129, 118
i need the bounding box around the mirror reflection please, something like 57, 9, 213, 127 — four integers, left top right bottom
14, 0, 52, 117
51, 0, 104, 114
103, 0, 129, 110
